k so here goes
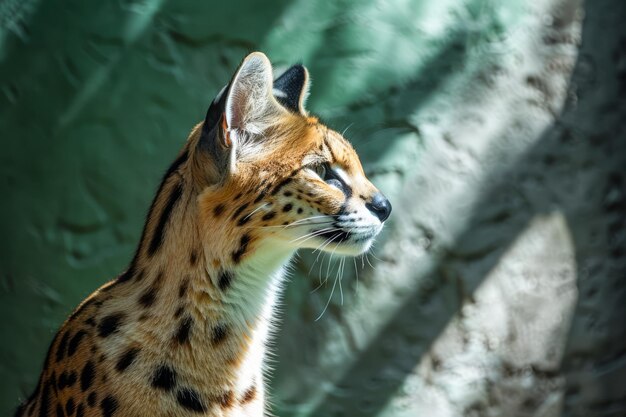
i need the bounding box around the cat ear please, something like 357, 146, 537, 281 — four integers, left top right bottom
273, 64, 310, 114
224, 52, 286, 136
198, 52, 286, 180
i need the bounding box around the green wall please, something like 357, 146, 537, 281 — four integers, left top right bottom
2, 0, 625, 416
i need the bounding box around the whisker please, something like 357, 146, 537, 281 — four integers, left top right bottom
325, 233, 343, 279
310, 266, 330, 294
312, 233, 339, 255
308, 234, 338, 276
288, 215, 339, 226
243, 202, 271, 220
369, 251, 383, 263
338, 257, 345, 306
310, 234, 342, 294
341, 122, 354, 137
242, 220, 335, 230
353, 257, 359, 293
315, 263, 340, 322
289, 227, 339, 244
365, 253, 376, 270
285, 220, 336, 228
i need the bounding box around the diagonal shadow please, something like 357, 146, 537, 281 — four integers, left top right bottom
309, 0, 626, 415
306, 14, 476, 157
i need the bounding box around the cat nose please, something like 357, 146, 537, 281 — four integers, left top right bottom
365, 193, 392, 222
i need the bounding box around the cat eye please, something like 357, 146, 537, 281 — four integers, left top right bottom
309, 163, 327, 179
308, 163, 348, 194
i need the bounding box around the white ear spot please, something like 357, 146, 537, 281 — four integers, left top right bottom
273, 88, 287, 98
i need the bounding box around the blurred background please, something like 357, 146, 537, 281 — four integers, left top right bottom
1, 0, 625, 416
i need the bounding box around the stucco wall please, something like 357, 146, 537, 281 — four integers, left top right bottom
1, 0, 624, 416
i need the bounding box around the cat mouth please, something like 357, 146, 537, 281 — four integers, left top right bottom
305, 225, 380, 256
313, 226, 379, 244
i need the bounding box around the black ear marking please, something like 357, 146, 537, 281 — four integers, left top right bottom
274, 64, 308, 113
197, 84, 233, 180
203, 85, 229, 135
199, 84, 229, 149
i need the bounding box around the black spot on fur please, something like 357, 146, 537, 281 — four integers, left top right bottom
138, 286, 158, 308
241, 383, 257, 404
28, 401, 37, 416
218, 271, 233, 291
80, 361, 95, 391
282, 204, 293, 212
75, 403, 84, 417
253, 189, 268, 204
237, 213, 253, 226
38, 378, 52, 417
151, 365, 177, 391
148, 180, 184, 256
179, 279, 189, 298
261, 212, 276, 221
115, 263, 137, 283
57, 371, 77, 390
211, 323, 228, 345
271, 177, 293, 195
232, 234, 251, 263
67, 330, 87, 357
213, 204, 225, 217
87, 392, 97, 407
84, 317, 96, 327
297, 208, 303, 214
174, 306, 185, 318
100, 396, 118, 417
64, 398, 75, 416
68, 372, 78, 386
68, 296, 100, 320
232, 203, 249, 220
55, 404, 64, 417
48, 372, 57, 390
176, 388, 206, 413
218, 391, 235, 408
174, 317, 193, 345
189, 250, 198, 266
55, 331, 70, 362
115, 347, 140, 372
135, 269, 146, 282
98, 314, 124, 338
284, 191, 293, 197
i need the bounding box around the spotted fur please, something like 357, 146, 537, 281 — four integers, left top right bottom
15, 52, 391, 417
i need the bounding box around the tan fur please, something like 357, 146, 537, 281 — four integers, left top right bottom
16, 53, 388, 417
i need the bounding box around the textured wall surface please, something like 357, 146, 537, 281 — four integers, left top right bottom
1, 0, 625, 416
